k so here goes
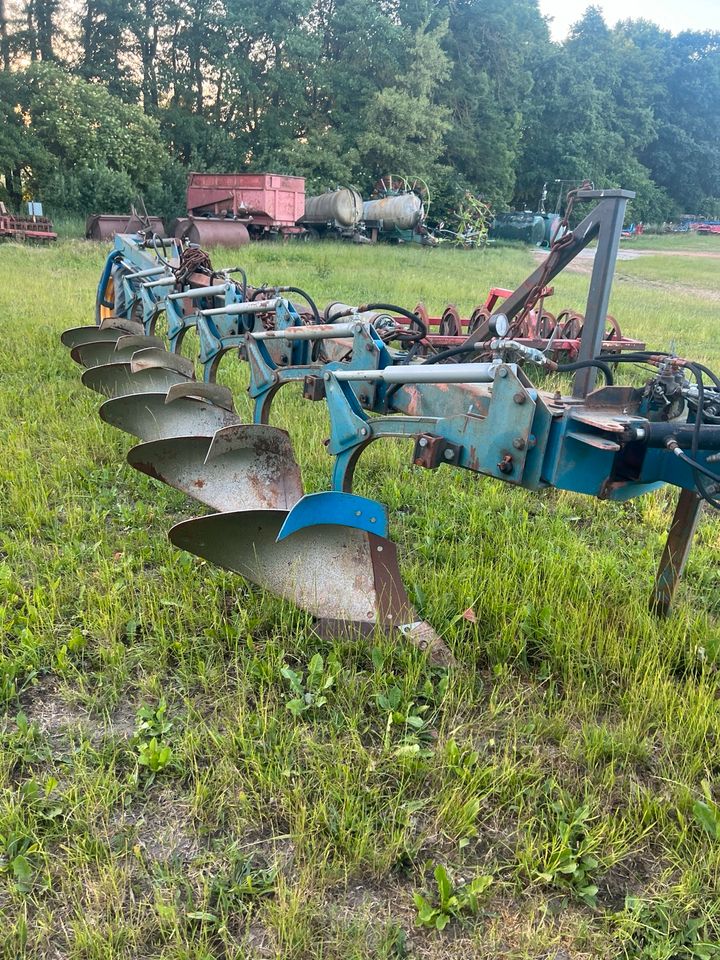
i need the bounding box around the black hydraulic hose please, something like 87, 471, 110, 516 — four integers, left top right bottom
232, 268, 248, 300
421, 343, 484, 364
598, 352, 671, 363
555, 358, 615, 386
691, 361, 720, 392
683, 362, 720, 508
281, 286, 321, 324
363, 303, 428, 342
668, 444, 720, 487
211, 266, 248, 300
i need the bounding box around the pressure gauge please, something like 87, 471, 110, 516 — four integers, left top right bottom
489, 313, 509, 338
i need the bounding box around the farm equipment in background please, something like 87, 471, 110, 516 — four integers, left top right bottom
299, 177, 434, 245
176, 172, 306, 246
411, 287, 645, 361
488, 211, 547, 245
362, 175, 436, 245
674, 216, 720, 234
0, 201, 57, 243
298, 187, 367, 241
61, 188, 720, 657
435, 193, 493, 248
86, 208, 166, 241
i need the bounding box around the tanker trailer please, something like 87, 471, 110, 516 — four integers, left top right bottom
298, 188, 365, 240
488, 211, 547, 245
362, 192, 425, 243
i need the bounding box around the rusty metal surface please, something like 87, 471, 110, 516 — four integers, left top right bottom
169, 509, 417, 627
182, 219, 251, 247
130, 348, 195, 379
86, 214, 165, 240
186, 172, 305, 226
99, 393, 242, 442
164, 381, 236, 412
651, 488, 704, 617
127, 425, 303, 512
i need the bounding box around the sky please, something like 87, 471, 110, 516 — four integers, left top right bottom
538, 0, 720, 39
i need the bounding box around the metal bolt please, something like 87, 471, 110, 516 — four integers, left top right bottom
708, 452, 720, 463
512, 437, 526, 450
444, 449, 454, 460
498, 367, 508, 378
497, 454, 514, 474
418, 437, 428, 447
360, 427, 368, 436
513, 392, 526, 404
365, 343, 373, 352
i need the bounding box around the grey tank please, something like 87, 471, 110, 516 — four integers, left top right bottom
362, 193, 423, 231
302, 188, 364, 228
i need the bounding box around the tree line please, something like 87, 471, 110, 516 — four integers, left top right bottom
0, 0, 718, 225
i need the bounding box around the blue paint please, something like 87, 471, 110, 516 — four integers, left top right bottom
277, 492, 389, 542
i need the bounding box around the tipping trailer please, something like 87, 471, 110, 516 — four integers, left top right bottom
182, 172, 306, 246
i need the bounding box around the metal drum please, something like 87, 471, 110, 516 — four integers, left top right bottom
181, 218, 251, 247
85, 214, 166, 241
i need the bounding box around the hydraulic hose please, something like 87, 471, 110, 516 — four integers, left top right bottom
555, 358, 614, 386
361, 303, 428, 342
422, 343, 485, 365
218, 266, 247, 300
281, 286, 321, 324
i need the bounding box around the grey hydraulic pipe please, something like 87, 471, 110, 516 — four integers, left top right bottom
125, 266, 167, 280
251, 321, 365, 341
167, 284, 231, 300
332, 363, 511, 384
201, 298, 280, 317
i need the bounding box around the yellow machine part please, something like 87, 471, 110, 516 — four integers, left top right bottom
99, 276, 115, 321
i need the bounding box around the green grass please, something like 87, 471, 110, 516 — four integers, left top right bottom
614, 253, 720, 292
0, 237, 719, 958
628, 231, 720, 253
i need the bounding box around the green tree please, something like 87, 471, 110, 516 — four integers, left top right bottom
356, 22, 451, 183
441, 0, 548, 205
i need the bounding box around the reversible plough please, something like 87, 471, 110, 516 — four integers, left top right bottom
62, 189, 719, 658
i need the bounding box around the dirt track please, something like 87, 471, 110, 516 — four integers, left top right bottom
531, 246, 720, 301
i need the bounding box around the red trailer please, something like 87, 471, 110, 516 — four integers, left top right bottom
184, 172, 306, 245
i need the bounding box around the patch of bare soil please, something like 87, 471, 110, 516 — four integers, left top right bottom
120, 790, 202, 863
20, 678, 89, 738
